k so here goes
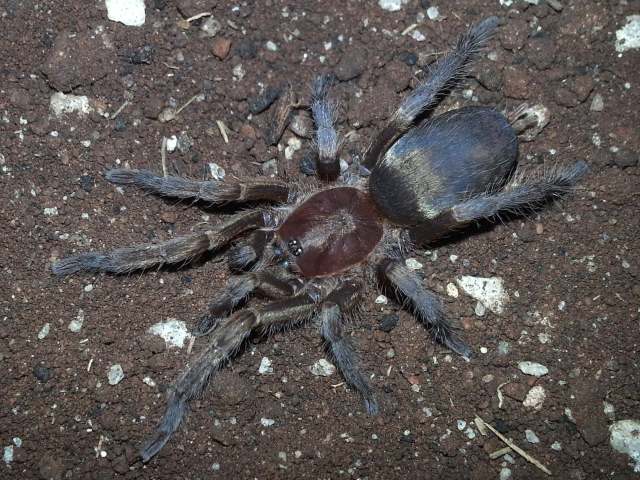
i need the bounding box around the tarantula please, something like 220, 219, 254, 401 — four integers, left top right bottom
52, 17, 587, 462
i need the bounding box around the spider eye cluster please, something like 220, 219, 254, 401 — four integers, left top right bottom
287, 239, 304, 256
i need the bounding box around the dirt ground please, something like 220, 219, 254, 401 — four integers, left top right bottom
1, 0, 639, 479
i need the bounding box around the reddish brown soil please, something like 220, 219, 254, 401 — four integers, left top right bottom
1, 1, 639, 479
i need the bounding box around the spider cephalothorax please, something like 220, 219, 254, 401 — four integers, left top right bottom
52, 17, 587, 462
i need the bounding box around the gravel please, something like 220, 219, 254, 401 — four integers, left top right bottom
258, 357, 273, 375
148, 319, 191, 349
609, 419, 640, 472
456, 276, 507, 315
108, 364, 125, 385
518, 361, 549, 377
105, 0, 146, 26
523, 385, 546, 410
310, 359, 336, 377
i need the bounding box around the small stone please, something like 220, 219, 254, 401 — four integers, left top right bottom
108, 364, 125, 385
200, 17, 221, 38
500, 467, 512, 480
80, 175, 95, 192
405, 258, 423, 270
260, 417, 275, 427
474, 301, 486, 317
446, 283, 459, 298
142, 376, 156, 387
612, 149, 638, 168
43, 207, 59, 217
3, 446, 13, 465
525, 429, 540, 443
33, 365, 53, 383
83, 284, 94, 293
456, 276, 507, 314
518, 361, 549, 377
609, 419, 640, 471
68, 309, 85, 332
589, 93, 604, 112
310, 359, 336, 377
378, 314, 399, 333
457, 419, 467, 430
375, 295, 388, 304
523, 385, 546, 410
208, 162, 226, 180
258, 357, 273, 375
426, 6, 440, 20
410, 30, 426, 42
510, 104, 550, 142
212, 38, 232, 60
289, 112, 314, 138
38, 323, 51, 340
615, 15, 640, 53
148, 319, 191, 348
265, 41, 278, 52
550, 441, 562, 451
105, 0, 145, 26
378, 0, 406, 12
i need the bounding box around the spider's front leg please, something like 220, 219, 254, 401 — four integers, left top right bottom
310, 74, 340, 180
105, 168, 290, 204
318, 283, 379, 414
363, 16, 499, 169
52, 210, 266, 275
381, 259, 472, 359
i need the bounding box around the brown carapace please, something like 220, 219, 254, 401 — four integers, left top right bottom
52, 17, 587, 462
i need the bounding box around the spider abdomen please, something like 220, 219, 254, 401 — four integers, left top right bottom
276, 187, 383, 278
369, 106, 518, 227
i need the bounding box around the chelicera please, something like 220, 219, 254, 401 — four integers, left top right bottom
52, 17, 587, 462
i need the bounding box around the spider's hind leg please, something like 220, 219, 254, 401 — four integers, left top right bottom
310, 74, 341, 180
382, 259, 471, 359
364, 16, 500, 169
52, 210, 266, 275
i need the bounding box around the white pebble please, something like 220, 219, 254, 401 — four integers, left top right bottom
310, 359, 336, 377
166, 135, 178, 152
142, 376, 156, 387
378, 0, 406, 12
615, 15, 640, 53
260, 417, 275, 427
68, 309, 85, 332
446, 283, 459, 298
456, 276, 507, 314
523, 385, 546, 410
538, 333, 550, 344
37, 323, 50, 340
50, 92, 93, 117
84, 284, 94, 292
609, 419, 640, 472
258, 357, 273, 375
208, 162, 226, 180
499, 467, 512, 480
518, 361, 549, 377
3, 446, 13, 465
43, 207, 58, 217
148, 319, 191, 349
105, 0, 146, 27
405, 258, 423, 270
410, 30, 426, 42
265, 40, 278, 51
426, 6, 440, 20
457, 419, 466, 430
108, 364, 125, 385
375, 295, 388, 304
525, 429, 540, 443
550, 441, 562, 451
474, 301, 486, 317
480, 347, 488, 354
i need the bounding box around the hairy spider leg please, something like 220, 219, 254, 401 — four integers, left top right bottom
106, 168, 290, 204
227, 229, 274, 271
192, 269, 300, 337
382, 260, 472, 359
52, 210, 266, 275
311, 74, 341, 180
319, 283, 379, 414
140, 293, 320, 463
363, 16, 500, 169
412, 161, 589, 243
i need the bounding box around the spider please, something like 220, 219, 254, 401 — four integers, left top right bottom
52, 17, 587, 462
